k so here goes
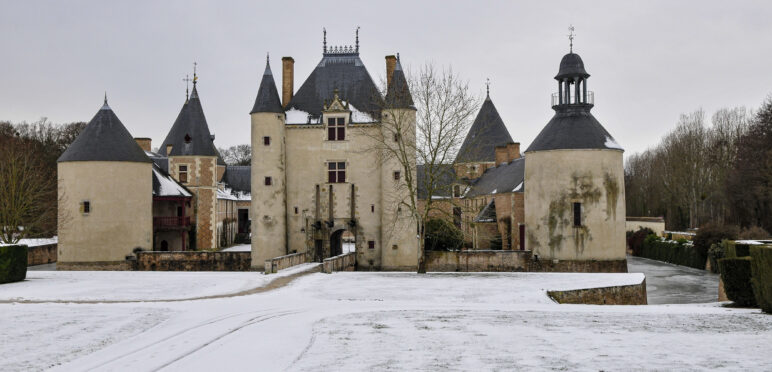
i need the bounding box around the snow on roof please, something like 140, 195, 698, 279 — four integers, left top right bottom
346, 102, 377, 123
512, 181, 523, 192
285, 108, 317, 124
604, 136, 623, 150
152, 164, 192, 197
217, 186, 251, 201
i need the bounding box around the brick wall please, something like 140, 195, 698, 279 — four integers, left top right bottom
136, 251, 251, 271
427, 250, 531, 272
27, 244, 57, 266
264, 252, 307, 273
322, 252, 356, 273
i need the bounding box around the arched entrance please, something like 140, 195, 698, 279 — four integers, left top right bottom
329, 229, 356, 258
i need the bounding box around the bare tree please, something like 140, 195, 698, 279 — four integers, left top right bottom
364, 63, 479, 273
219, 144, 252, 166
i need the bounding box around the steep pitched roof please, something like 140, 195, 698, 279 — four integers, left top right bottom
455, 96, 514, 163
222, 165, 251, 193
152, 162, 192, 197
525, 106, 622, 152
159, 86, 225, 165
384, 59, 414, 109
464, 157, 525, 198
416, 164, 458, 200
250, 59, 283, 114
285, 52, 382, 120
473, 199, 497, 223
58, 99, 151, 163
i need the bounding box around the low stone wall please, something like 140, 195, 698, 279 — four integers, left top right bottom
322, 252, 356, 274
27, 244, 57, 266
548, 279, 647, 305
136, 251, 251, 271
426, 250, 532, 272
529, 259, 628, 273
57, 261, 133, 271
264, 252, 307, 274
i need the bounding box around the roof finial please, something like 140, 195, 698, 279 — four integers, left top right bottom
397, 52, 400, 61
486, 78, 490, 99
355, 26, 360, 53
323, 27, 327, 53
568, 25, 575, 53
104, 91, 108, 105
182, 74, 192, 101
101, 91, 110, 110
193, 61, 198, 85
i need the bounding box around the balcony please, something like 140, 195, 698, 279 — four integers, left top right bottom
551, 91, 594, 107
153, 216, 191, 229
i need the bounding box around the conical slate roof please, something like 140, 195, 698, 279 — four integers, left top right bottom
250, 59, 283, 114
384, 59, 414, 109
525, 106, 622, 152
159, 85, 225, 165
455, 95, 514, 163
285, 52, 382, 119
58, 99, 151, 163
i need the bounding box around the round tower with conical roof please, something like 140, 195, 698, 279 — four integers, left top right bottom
524, 49, 626, 271
250, 56, 288, 267
57, 97, 153, 269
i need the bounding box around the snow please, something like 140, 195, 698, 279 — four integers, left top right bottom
604, 135, 623, 150
0, 236, 57, 247
153, 166, 191, 197
733, 240, 772, 245
285, 108, 314, 124
346, 102, 377, 123
512, 181, 523, 192
221, 244, 251, 252
1, 263, 770, 371
491, 188, 497, 194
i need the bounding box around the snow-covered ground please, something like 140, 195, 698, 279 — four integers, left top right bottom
1, 263, 770, 371
0, 236, 57, 247
221, 244, 251, 252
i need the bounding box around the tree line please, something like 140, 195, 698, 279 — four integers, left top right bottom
625, 97, 772, 232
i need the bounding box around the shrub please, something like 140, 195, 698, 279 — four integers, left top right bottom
693, 223, 739, 264
0, 245, 28, 284
718, 257, 757, 307
489, 234, 503, 250
424, 218, 464, 251
750, 245, 772, 313
627, 227, 654, 256
739, 226, 770, 240
725, 241, 752, 258
639, 235, 705, 269
708, 241, 727, 274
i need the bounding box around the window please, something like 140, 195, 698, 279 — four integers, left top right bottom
392, 244, 398, 250
371, 204, 375, 213
573, 202, 582, 227
453, 207, 462, 229
264, 176, 272, 186
81, 200, 91, 214
178, 165, 188, 183
393, 133, 400, 142
327, 117, 346, 141
294, 207, 299, 214
263, 136, 271, 146
453, 185, 461, 198
393, 171, 401, 181
368, 240, 375, 249
328, 161, 346, 183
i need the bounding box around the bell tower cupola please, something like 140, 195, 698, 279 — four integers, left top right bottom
552, 26, 593, 109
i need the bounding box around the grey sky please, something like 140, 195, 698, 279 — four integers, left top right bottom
2, 1, 771, 157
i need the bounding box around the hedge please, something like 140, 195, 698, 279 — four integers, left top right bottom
718, 257, 756, 307
750, 246, 772, 313
0, 245, 28, 284
725, 241, 752, 258
638, 235, 706, 269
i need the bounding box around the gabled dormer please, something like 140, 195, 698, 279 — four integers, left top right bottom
323, 89, 350, 141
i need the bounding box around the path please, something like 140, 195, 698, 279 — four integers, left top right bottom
627, 255, 719, 304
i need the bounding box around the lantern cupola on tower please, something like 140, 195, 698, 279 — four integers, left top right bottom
552, 26, 593, 109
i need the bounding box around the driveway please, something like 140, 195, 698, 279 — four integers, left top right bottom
627, 255, 719, 304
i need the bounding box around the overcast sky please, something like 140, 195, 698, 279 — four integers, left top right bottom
2, 1, 771, 157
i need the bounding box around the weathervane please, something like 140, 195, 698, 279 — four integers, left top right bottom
193, 61, 198, 85
568, 25, 575, 53
355, 26, 360, 53
182, 74, 192, 100
486, 78, 490, 98
323, 27, 327, 53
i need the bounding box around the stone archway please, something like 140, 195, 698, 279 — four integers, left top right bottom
329, 229, 356, 258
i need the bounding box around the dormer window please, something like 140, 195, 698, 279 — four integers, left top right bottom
327, 117, 346, 141
184, 134, 192, 144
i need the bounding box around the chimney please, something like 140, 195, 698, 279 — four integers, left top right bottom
135, 137, 151, 152
495, 145, 509, 166
385, 55, 397, 87
506, 142, 521, 162
282, 57, 294, 108
166, 144, 173, 156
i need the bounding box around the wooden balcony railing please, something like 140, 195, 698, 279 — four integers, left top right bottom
153, 216, 191, 228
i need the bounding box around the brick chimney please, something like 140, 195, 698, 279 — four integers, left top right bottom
135, 137, 151, 152
385, 55, 397, 87
495, 145, 509, 166
506, 142, 521, 162
281, 57, 294, 108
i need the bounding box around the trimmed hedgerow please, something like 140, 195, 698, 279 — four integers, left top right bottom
0, 245, 28, 284
726, 241, 752, 258
638, 235, 705, 269
750, 245, 772, 313
627, 227, 654, 256
708, 241, 726, 274
718, 257, 757, 307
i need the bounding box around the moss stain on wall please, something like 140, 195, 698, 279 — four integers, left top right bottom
603, 172, 619, 220
543, 171, 601, 257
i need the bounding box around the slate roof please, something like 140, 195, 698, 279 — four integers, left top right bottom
145, 151, 169, 173
250, 59, 283, 114
152, 162, 192, 197
473, 199, 497, 223
58, 100, 151, 163
455, 96, 514, 163
159, 86, 226, 165
464, 157, 525, 198
285, 52, 382, 121
525, 105, 622, 152
416, 164, 457, 200
222, 165, 251, 193
555, 52, 590, 80
384, 59, 414, 109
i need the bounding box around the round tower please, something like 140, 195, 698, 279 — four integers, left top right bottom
57, 96, 153, 269
524, 49, 626, 271
250, 57, 288, 268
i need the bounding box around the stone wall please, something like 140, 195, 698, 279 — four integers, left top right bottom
27, 244, 57, 266
426, 250, 531, 272
58, 261, 132, 271
264, 252, 307, 274
322, 252, 356, 273
547, 280, 647, 305
136, 251, 251, 271
529, 259, 628, 273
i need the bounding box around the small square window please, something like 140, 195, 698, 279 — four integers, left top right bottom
294, 207, 299, 214
81, 200, 91, 214
393, 133, 400, 142
328, 161, 346, 183
392, 244, 398, 250
263, 136, 271, 146
179, 165, 188, 183
265, 176, 272, 186
368, 241, 375, 249
393, 171, 401, 181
